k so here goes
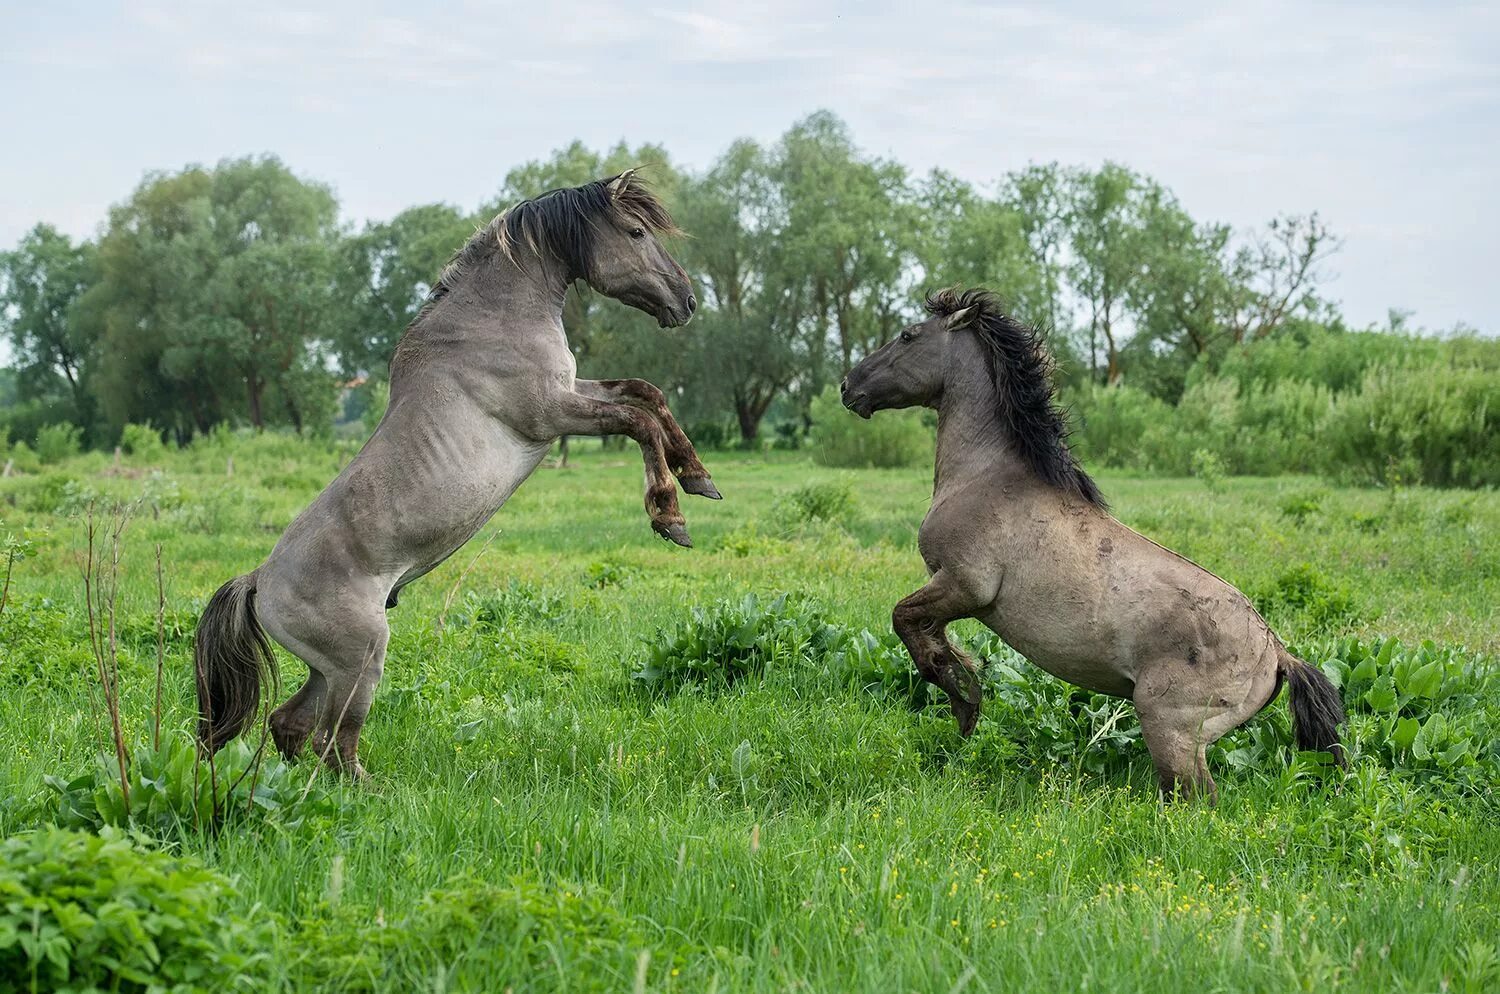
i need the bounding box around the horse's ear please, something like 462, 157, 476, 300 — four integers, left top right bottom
945, 306, 978, 330
607, 169, 638, 199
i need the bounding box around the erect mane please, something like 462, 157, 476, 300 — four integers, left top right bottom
420, 171, 679, 313
925, 286, 1106, 509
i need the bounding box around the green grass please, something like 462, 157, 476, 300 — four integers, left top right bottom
2, 438, 1498, 992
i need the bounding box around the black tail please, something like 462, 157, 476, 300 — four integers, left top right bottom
194, 573, 276, 753
1281, 650, 1347, 767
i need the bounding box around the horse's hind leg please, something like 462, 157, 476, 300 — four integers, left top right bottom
1136, 715, 1215, 802
258, 578, 389, 779
268, 670, 326, 760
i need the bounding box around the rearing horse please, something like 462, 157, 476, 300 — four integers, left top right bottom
195, 172, 718, 777
841, 287, 1345, 800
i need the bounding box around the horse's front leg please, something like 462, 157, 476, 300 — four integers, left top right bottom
573, 378, 720, 499
539, 390, 693, 547
892, 571, 986, 736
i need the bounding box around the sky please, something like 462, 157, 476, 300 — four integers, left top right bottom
2, 1, 1497, 333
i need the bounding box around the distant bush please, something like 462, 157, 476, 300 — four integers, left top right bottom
0, 827, 268, 991
773, 479, 856, 524
1322, 361, 1500, 488
807, 386, 932, 469
1068, 383, 1173, 469
684, 418, 735, 451
34, 422, 82, 464
119, 421, 169, 461
1066, 350, 1499, 487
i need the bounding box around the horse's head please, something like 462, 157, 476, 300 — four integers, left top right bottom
583, 170, 696, 328
840, 302, 978, 418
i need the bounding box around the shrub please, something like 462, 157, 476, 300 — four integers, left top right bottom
1322, 361, 1500, 487
807, 386, 932, 469
773, 479, 855, 524
119, 422, 169, 461
46, 730, 330, 836
0, 827, 269, 992
631, 592, 838, 690
1252, 563, 1365, 632
1189, 448, 1225, 491
1067, 383, 1173, 470
33, 423, 82, 464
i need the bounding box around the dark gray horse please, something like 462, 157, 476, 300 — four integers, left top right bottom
841, 287, 1344, 800
195, 171, 717, 777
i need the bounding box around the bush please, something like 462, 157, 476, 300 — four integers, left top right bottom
33, 423, 82, 464
1322, 361, 1500, 488
773, 479, 855, 524
0, 827, 269, 992
1067, 383, 1172, 469
631, 592, 839, 690
119, 422, 169, 461
1252, 563, 1366, 632
46, 730, 330, 836
807, 386, 932, 469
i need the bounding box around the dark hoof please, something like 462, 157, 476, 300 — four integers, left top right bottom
681, 476, 722, 500
951, 699, 982, 738
653, 520, 693, 548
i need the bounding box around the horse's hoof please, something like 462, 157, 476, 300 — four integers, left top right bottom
952, 701, 981, 738
653, 521, 693, 548
681, 476, 722, 500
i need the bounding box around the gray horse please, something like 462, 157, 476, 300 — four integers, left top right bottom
840, 287, 1344, 800
195, 171, 717, 776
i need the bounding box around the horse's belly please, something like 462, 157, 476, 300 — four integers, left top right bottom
390, 428, 549, 579
978, 596, 1138, 699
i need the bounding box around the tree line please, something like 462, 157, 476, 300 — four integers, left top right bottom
0, 110, 1477, 454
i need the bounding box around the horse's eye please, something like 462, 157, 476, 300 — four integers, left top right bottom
900, 330, 914, 344
629, 227, 646, 239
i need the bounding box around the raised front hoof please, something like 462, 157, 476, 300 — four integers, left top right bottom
652, 520, 693, 548
680, 475, 722, 500
950, 698, 982, 738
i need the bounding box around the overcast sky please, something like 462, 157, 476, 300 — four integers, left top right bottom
2, 1, 1496, 332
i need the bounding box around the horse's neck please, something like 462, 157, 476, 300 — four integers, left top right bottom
465, 250, 573, 331
933, 364, 1027, 500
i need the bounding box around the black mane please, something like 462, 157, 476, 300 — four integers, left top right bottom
925, 287, 1106, 509
422, 172, 678, 310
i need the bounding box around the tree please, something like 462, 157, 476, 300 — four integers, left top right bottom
82, 156, 342, 438
1225, 212, 1340, 343
675, 139, 799, 443
1065, 164, 1160, 385
918, 171, 1050, 326
774, 112, 917, 384
334, 203, 473, 377
0, 224, 99, 435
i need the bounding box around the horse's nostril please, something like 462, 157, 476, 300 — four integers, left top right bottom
840, 378, 850, 396
686, 294, 697, 314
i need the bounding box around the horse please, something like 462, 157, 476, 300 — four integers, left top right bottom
194, 171, 719, 777
839, 287, 1345, 800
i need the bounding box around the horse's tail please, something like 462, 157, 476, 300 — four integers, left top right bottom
194, 573, 276, 754
1278, 648, 1347, 767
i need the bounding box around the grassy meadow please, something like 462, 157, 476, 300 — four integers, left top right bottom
1, 435, 1498, 993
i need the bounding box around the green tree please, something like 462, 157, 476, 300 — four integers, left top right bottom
334, 203, 473, 377
82, 156, 341, 437
0, 224, 100, 435
1065, 163, 1160, 385
675, 139, 798, 443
